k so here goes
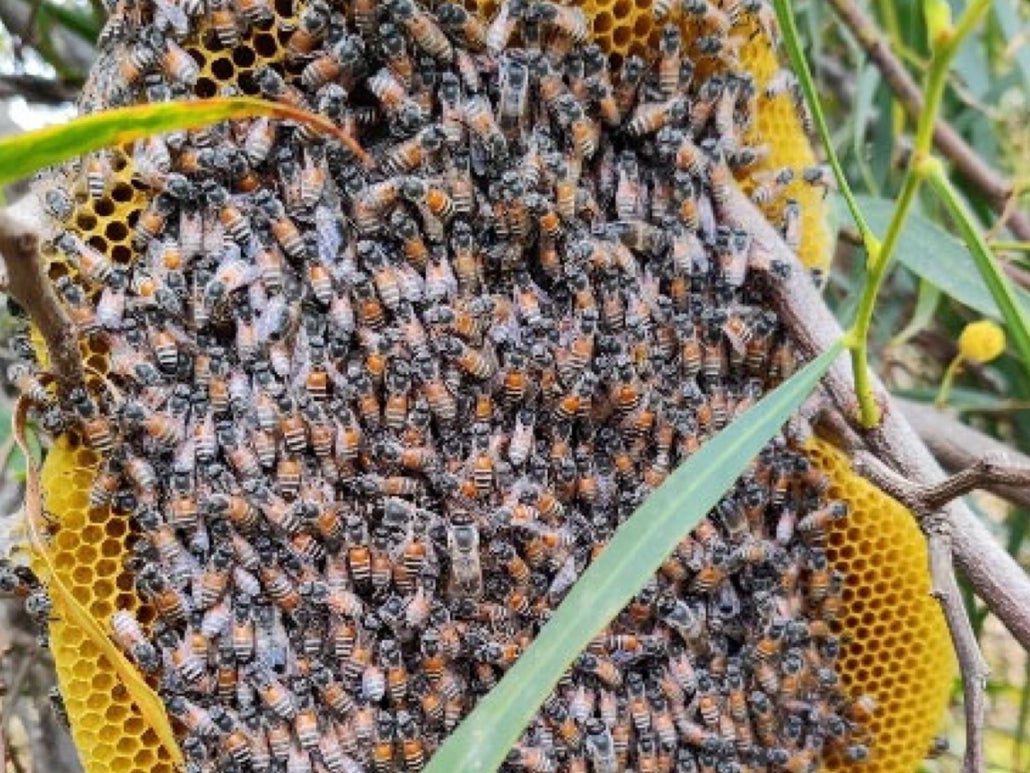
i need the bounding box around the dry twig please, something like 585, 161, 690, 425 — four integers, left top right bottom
899, 397, 1030, 511
827, 0, 1030, 242
0, 209, 84, 395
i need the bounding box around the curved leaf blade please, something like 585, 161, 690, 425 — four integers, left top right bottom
426, 340, 845, 773
855, 194, 1030, 320
0, 96, 369, 187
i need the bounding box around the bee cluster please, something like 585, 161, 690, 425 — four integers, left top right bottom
10, 0, 873, 771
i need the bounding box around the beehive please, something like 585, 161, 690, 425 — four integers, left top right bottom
37, 436, 175, 773
807, 439, 955, 773
15, 1, 950, 771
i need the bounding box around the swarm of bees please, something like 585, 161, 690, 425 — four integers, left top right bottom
7, 0, 875, 771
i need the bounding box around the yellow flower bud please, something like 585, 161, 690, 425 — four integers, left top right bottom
958, 319, 1006, 364
924, 0, 955, 49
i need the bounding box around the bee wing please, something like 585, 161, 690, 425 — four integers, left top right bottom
314, 202, 345, 265
153, 0, 190, 37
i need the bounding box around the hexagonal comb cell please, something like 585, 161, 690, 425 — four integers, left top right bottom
37, 437, 174, 773
806, 439, 955, 773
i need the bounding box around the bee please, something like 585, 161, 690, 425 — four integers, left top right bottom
752, 167, 795, 207
506, 744, 557, 773
574, 653, 621, 688
110, 610, 160, 673
158, 36, 199, 86
167, 696, 219, 738
208, 0, 241, 46
437, 2, 486, 51
803, 163, 836, 196
391, 0, 453, 61
658, 24, 683, 98
446, 513, 483, 601
462, 95, 507, 162
798, 501, 848, 545
627, 96, 687, 137
133, 192, 177, 245
288, 0, 330, 58
498, 52, 530, 137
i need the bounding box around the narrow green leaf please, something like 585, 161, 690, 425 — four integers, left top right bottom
855, 194, 1030, 320
35, 0, 103, 44
0, 97, 370, 186
889, 279, 941, 347
772, 0, 878, 254
426, 341, 845, 773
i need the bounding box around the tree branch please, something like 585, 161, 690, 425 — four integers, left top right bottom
721, 184, 1030, 657
0, 209, 84, 395
856, 449, 1030, 513
898, 396, 1030, 511
826, 0, 1030, 242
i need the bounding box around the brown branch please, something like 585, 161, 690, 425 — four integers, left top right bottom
899, 397, 1030, 510
723, 184, 1030, 655
826, 0, 1030, 242
855, 449, 1030, 512
852, 451, 989, 773
0, 209, 84, 395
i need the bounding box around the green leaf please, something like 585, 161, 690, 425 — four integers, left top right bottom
0, 97, 370, 187
890, 279, 941, 347
35, 0, 103, 45
772, 0, 878, 253
855, 194, 1030, 319
425, 341, 845, 773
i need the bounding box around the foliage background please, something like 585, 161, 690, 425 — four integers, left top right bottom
1, 0, 1029, 770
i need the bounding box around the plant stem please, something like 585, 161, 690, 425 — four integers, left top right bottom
772, 0, 879, 255
846, 0, 992, 428
925, 164, 1030, 382
935, 353, 964, 409
990, 241, 1030, 253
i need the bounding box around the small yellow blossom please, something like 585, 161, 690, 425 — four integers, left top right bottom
958, 320, 1007, 364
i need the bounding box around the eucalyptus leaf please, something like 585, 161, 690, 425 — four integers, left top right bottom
856, 194, 1030, 319
425, 342, 845, 773
0, 97, 366, 187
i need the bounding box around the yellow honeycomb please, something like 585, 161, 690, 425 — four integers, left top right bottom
737, 23, 833, 273
190, 0, 300, 99
36, 436, 175, 773
807, 438, 956, 773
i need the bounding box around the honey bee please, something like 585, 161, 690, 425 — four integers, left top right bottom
288, 0, 330, 58
446, 513, 483, 601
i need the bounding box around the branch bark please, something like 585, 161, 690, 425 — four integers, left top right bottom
0, 209, 84, 395
898, 396, 1030, 511
721, 184, 1030, 655
827, 0, 1030, 242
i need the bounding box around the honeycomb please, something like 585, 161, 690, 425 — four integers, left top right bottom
36, 436, 175, 773
807, 438, 955, 773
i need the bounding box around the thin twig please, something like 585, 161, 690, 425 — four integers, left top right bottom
0, 209, 84, 395
855, 450, 1030, 513
721, 183, 1030, 654
852, 451, 989, 773
826, 0, 1030, 242
897, 397, 1030, 511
